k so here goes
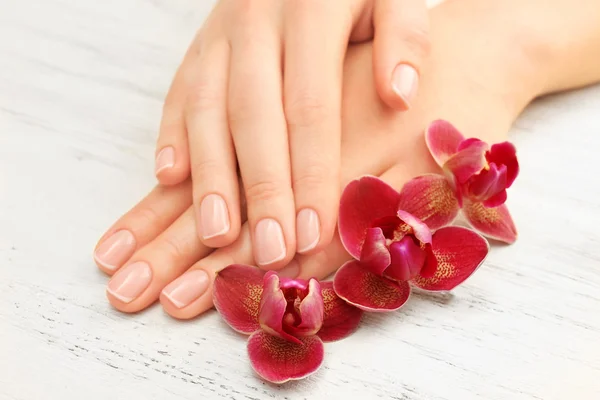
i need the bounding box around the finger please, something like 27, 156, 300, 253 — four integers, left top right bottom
373, 0, 430, 110
283, 1, 350, 255
228, 12, 296, 270
106, 207, 212, 313
155, 44, 198, 185
185, 41, 241, 248
94, 181, 192, 274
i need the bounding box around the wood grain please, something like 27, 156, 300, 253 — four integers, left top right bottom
0, 0, 599, 399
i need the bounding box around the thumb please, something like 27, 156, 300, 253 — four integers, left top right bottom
373, 0, 430, 110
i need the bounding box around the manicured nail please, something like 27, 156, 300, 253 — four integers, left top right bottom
391, 64, 419, 107
254, 218, 286, 266
278, 260, 300, 278
199, 194, 230, 239
94, 230, 136, 271
161, 270, 210, 309
155, 146, 175, 175
296, 208, 320, 253
106, 261, 152, 303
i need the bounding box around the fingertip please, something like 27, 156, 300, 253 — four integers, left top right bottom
155, 146, 191, 185
195, 193, 241, 249
252, 217, 296, 271
159, 269, 216, 320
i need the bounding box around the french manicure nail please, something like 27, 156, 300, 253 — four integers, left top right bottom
255, 218, 286, 266
155, 146, 175, 175
161, 270, 210, 309
106, 261, 152, 303
94, 230, 136, 271
391, 64, 419, 107
199, 194, 230, 239
296, 208, 320, 253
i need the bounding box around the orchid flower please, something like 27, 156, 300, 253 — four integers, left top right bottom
213, 264, 363, 383
425, 119, 519, 243
333, 175, 489, 312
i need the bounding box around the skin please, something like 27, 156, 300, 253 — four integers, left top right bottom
96, 0, 600, 318
154, 0, 431, 270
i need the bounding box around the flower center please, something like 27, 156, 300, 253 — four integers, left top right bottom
372, 215, 412, 244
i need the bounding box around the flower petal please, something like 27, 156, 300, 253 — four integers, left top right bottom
293, 278, 324, 337
487, 141, 519, 187
333, 260, 411, 312
317, 281, 363, 342
412, 226, 489, 291
397, 174, 460, 230
425, 120, 465, 166
463, 200, 518, 244
213, 264, 265, 334
247, 331, 324, 384
359, 228, 391, 275
444, 139, 488, 184
466, 163, 508, 205
384, 236, 427, 282
259, 272, 299, 343
396, 210, 432, 244
339, 176, 401, 259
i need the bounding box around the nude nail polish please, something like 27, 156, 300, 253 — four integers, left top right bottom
94, 230, 136, 271
199, 194, 230, 239
155, 146, 175, 175
296, 208, 320, 253
254, 218, 286, 266
106, 261, 152, 303
391, 64, 419, 107
161, 270, 210, 309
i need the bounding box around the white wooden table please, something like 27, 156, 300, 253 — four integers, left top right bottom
1, 1, 599, 399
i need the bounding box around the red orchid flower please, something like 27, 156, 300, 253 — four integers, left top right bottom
333, 176, 489, 312
213, 264, 363, 384
425, 119, 519, 243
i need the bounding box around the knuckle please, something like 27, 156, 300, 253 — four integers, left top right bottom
131, 205, 161, 229
293, 162, 337, 191
285, 92, 332, 128
191, 158, 223, 183
244, 179, 288, 205
160, 234, 189, 261
400, 26, 431, 60
185, 80, 222, 113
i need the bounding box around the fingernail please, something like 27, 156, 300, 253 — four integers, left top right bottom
199, 194, 230, 239
155, 146, 175, 175
296, 208, 320, 253
94, 230, 136, 271
254, 218, 286, 266
106, 261, 152, 303
278, 260, 300, 278
161, 270, 210, 309
391, 64, 419, 107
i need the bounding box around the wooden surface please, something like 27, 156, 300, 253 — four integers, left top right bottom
1, 0, 599, 399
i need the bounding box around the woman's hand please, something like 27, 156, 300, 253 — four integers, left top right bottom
152, 0, 430, 270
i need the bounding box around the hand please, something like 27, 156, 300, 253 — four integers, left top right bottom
152, 0, 430, 270
95, 0, 562, 315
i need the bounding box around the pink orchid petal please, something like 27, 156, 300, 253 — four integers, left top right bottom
487, 142, 519, 187
359, 228, 391, 275
397, 174, 460, 230
412, 226, 489, 291
467, 163, 508, 204
384, 236, 427, 282
333, 260, 411, 312
482, 189, 508, 208
259, 272, 299, 343
419, 245, 439, 278
396, 210, 432, 244
463, 200, 518, 244
317, 281, 363, 342
339, 176, 401, 260
293, 278, 324, 337
247, 331, 324, 384
213, 264, 265, 334
444, 139, 488, 184
425, 120, 465, 166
